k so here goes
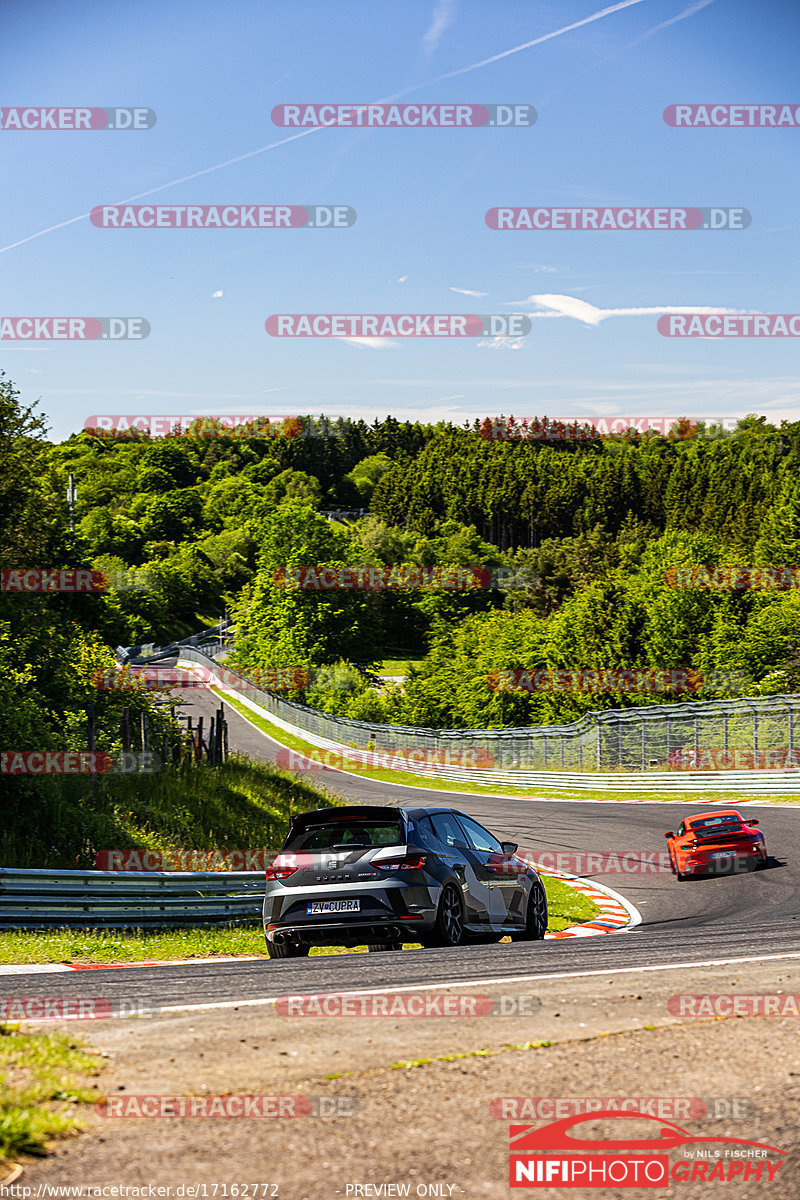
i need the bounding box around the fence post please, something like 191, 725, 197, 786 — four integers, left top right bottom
86, 702, 96, 787
141, 711, 149, 754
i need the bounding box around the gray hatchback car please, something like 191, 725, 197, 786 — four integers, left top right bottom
263, 803, 548, 958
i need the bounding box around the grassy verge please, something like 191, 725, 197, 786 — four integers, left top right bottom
378, 654, 425, 674
0, 1024, 102, 1167
1, 755, 338, 871
213, 688, 800, 805
0, 877, 599, 965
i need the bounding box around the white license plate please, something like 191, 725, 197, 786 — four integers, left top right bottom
712, 851, 737, 859
307, 899, 361, 914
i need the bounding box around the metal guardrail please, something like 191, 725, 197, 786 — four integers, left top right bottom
176, 649, 800, 790
0, 868, 264, 930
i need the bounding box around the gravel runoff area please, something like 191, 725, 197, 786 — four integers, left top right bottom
16, 958, 800, 1199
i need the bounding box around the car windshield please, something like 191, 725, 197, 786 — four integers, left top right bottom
690, 816, 744, 838
286, 819, 404, 851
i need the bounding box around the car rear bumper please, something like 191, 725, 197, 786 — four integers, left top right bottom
265, 915, 431, 947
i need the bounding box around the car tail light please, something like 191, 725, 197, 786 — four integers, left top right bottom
266, 862, 297, 881
374, 854, 427, 872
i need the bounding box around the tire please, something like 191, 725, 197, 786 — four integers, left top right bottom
511, 881, 547, 941
671, 850, 686, 881
266, 939, 310, 959
423, 884, 464, 948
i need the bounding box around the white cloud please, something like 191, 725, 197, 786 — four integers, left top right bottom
421, 0, 457, 57
449, 286, 488, 297
477, 337, 528, 350
212, 290, 223, 298
336, 336, 398, 350
396, 274, 409, 283
508, 293, 748, 326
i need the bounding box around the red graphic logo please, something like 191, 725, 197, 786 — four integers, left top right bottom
509, 1112, 784, 1187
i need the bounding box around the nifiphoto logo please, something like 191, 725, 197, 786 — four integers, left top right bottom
271, 103, 536, 127
0, 106, 156, 129
507, 1110, 785, 1187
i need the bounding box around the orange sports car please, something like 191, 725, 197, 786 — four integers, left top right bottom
665, 809, 767, 880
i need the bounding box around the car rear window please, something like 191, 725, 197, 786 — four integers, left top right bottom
286, 818, 405, 851
690, 815, 743, 837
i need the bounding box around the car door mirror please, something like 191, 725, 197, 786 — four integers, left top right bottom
501, 841, 518, 854
749, 819, 759, 825
664, 832, 674, 839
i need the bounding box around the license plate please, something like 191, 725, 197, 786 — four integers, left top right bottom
307, 899, 360, 914
712, 851, 737, 859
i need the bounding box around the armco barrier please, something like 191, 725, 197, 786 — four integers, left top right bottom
177, 653, 800, 794
0, 868, 264, 930
0, 867, 636, 938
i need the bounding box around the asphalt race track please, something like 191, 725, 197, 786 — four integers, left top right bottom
12, 686, 800, 1005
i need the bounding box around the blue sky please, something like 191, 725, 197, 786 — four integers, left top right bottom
2, 0, 799, 441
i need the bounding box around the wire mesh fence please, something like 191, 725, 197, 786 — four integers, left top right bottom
176, 648, 799, 774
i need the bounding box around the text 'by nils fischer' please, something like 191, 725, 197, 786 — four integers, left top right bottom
265, 315, 531, 337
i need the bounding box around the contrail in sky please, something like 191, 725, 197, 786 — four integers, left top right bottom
0, 0, 688, 256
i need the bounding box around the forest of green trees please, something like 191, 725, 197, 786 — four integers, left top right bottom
3, 370, 800, 769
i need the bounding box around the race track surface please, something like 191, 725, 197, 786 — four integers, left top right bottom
11, 686, 800, 1004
